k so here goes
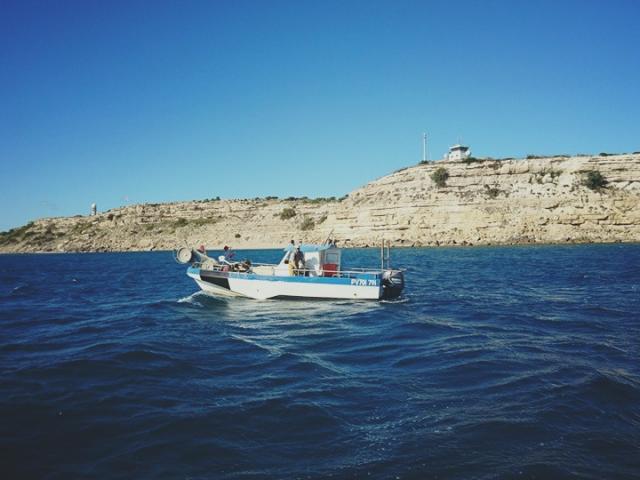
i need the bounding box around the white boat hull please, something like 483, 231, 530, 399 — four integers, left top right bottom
187, 267, 400, 300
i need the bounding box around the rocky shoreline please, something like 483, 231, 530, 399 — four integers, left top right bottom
2, 153, 639, 253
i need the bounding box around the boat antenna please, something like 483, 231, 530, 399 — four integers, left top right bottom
380, 240, 385, 271
386, 242, 391, 269
324, 228, 335, 245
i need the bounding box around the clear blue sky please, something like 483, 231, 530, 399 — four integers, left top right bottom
1, 0, 639, 231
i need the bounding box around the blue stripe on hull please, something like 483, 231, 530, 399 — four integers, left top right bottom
187, 267, 381, 287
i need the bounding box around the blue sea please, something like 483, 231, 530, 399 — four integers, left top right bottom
1, 245, 639, 479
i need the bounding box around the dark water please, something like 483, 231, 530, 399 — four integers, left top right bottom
1, 245, 639, 479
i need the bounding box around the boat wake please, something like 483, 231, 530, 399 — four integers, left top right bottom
177, 290, 234, 308
381, 295, 410, 304
177, 291, 208, 307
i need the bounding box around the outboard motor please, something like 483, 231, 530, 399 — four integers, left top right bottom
382, 270, 404, 299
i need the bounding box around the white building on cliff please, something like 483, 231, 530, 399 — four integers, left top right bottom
443, 144, 471, 162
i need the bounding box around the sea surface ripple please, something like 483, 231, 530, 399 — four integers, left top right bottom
1, 245, 639, 479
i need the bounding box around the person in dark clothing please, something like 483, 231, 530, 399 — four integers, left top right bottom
293, 246, 305, 275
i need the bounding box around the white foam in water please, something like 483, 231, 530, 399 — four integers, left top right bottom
11, 284, 27, 294
381, 295, 410, 304
177, 292, 206, 307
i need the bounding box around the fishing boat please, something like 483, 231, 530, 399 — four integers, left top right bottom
175, 241, 404, 300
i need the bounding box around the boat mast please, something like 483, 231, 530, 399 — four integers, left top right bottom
323, 228, 335, 245
386, 242, 391, 269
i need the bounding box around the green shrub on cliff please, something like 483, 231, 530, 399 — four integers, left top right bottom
300, 216, 315, 231
279, 207, 296, 220
462, 156, 482, 164
582, 171, 607, 191
70, 221, 91, 235
305, 196, 337, 204
431, 167, 449, 188
484, 185, 502, 198
174, 218, 188, 228
0, 222, 35, 245
191, 217, 217, 227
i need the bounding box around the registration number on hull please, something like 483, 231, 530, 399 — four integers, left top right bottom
350, 279, 378, 287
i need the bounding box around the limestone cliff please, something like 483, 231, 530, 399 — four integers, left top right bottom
1, 153, 639, 253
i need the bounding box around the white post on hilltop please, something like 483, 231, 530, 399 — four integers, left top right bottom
422, 132, 428, 162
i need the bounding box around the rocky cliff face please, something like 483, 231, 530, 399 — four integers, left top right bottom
1, 153, 639, 253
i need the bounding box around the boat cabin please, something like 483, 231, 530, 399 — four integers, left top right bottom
275, 244, 342, 277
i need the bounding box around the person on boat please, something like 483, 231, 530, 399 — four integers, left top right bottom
282, 240, 295, 275
293, 246, 305, 275
222, 245, 235, 262
285, 240, 295, 261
